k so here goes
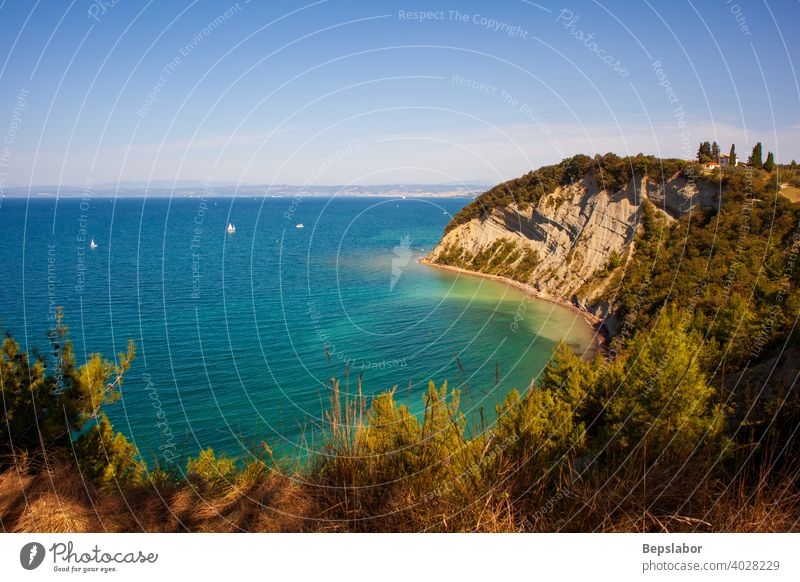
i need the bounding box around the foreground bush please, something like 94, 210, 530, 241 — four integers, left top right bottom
0, 310, 142, 486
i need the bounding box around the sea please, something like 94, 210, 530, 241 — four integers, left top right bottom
0, 195, 595, 465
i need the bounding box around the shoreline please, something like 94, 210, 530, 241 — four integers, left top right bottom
418, 257, 609, 357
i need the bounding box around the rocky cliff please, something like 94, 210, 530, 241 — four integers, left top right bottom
425, 155, 718, 326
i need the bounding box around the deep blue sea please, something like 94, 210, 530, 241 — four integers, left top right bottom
0, 196, 594, 465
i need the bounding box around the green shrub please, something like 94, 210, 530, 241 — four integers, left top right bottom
607, 249, 622, 270
186, 448, 238, 492
363, 389, 422, 478
600, 307, 728, 465
494, 386, 582, 481
74, 415, 145, 486
0, 310, 142, 485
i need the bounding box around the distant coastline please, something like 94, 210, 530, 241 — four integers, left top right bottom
1, 182, 489, 199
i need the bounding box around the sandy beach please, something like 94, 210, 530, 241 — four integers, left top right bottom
418, 256, 609, 357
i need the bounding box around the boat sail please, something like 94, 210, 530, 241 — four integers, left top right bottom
227, 223, 236, 233
89, 239, 98, 249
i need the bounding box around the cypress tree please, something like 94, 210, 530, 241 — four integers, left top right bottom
697, 142, 712, 163
729, 144, 736, 166
749, 142, 763, 167
764, 151, 775, 172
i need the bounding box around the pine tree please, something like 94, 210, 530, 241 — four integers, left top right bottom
749, 142, 763, 167
0, 311, 142, 484
764, 151, 775, 172
729, 144, 737, 166
602, 307, 727, 464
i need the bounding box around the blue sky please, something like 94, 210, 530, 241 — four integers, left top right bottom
0, 0, 798, 187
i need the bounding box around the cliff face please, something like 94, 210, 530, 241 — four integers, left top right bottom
426, 170, 717, 323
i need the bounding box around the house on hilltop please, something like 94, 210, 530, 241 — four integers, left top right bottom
701, 153, 743, 170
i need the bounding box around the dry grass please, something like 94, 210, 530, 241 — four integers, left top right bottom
1, 462, 99, 532
780, 184, 800, 203
2, 447, 798, 533
541, 461, 800, 533
2, 457, 796, 533
0, 459, 314, 532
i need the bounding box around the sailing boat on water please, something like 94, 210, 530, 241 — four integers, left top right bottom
89, 239, 98, 249
226, 223, 236, 234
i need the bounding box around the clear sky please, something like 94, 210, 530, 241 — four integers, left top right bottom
1, 0, 798, 187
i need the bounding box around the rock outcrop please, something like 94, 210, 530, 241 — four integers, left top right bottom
425, 168, 717, 323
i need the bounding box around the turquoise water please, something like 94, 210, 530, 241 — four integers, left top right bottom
0, 196, 594, 464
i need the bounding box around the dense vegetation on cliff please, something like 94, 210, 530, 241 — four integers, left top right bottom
603, 166, 800, 454
1, 154, 798, 532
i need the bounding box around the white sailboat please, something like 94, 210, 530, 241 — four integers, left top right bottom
296, 223, 304, 229
226, 223, 236, 233
89, 239, 98, 249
